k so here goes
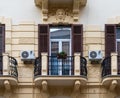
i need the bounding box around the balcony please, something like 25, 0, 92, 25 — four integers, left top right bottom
101, 53, 120, 91
0, 53, 18, 90
34, 53, 87, 90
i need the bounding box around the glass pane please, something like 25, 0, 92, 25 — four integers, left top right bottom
50, 27, 71, 39
51, 42, 59, 56
116, 28, 120, 39
62, 42, 70, 56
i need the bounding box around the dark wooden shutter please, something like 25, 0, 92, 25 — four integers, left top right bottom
0, 24, 5, 74
105, 24, 116, 57
38, 24, 49, 56
72, 24, 83, 56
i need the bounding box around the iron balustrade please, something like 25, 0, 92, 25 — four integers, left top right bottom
34, 56, 87, 76
101, 57, 111, 77
80, 57, 87, 76
8, 56, 18, 77
48, 56, 74, 75
34, 57, 41, 76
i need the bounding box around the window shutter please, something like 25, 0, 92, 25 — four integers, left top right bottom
72, 24, 83, 56
38, 24, 49, 56
105, 24, 116, 57
0, 24, 5, 74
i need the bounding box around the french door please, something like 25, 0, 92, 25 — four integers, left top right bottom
50, 39, 71, 75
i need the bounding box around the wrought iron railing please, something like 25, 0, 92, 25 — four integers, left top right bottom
34, 56, 87, 77
34, 57, 41, 76
80, 57, 87, 76
8, 56, 18, 77
48, 56, 74, 75
101, 57, 111, 77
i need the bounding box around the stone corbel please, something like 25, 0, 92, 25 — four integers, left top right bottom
74, 80, 81, 91
109, 80, 117, 91
42, 80, 48, 91
4, 80, 11, 90
42, 0, 48, 21
73, 0, 80, 21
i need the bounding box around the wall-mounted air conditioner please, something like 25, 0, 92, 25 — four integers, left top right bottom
20, 50, 35, 61
89, 50, 102, 61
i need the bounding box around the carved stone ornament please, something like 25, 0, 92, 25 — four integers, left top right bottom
34, 0, 87, 23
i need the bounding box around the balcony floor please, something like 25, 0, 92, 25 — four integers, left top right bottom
34, 75, 87, 86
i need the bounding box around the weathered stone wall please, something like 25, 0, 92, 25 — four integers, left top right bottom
1, 16, 120, 98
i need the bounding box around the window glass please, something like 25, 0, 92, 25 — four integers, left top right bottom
50, 27, 71, 39
116, 27, 120, 39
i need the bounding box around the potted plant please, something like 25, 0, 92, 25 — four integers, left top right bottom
57, 51, 67, 59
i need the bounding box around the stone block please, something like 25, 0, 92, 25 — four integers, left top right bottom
85, 32, 102, 37
6, 31, 11, 38
12, 25, 35, 32
35, 45, 38, 51
15, 88, 33, 93
12, 32, 35, 38
12, 45, 34, 50
35, 38, 38, 44
12, 39, 19, 44
6, 38, 11, 44
88, 45, 102, 51
12, 51, 20, 57
102, 38, 105, 44
35, 26, 38, 32
85, 38, 102, 44
19, 21, 35, 25
5, 45, 11, 51
19, 38, 34, 44
116, 16, 120, 24
35, 32, 38, 38
17, 94, 33, 98
3, 18, 12, 31
35, 51, 38, 57
88, 94, 100, 98
85, 25, 101, 31
88, 87, 100, 94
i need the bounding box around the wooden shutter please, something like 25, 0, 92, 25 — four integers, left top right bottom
72, 24, 83, 56
38, 24, 49, 56
0, 24, 5, 74
105, 24, 116, 57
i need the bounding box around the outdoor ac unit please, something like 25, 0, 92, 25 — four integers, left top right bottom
20, 50, 35, 61
89, 50, 102, 60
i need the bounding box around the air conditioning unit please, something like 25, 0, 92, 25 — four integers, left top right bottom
20, 50, 35, 61
89, 50, 102, 60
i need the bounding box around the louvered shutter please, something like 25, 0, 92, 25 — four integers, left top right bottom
72, 24, 83, 56
105, 24, 116, 57
38, 24, 49, 56
0, 24, 5, 74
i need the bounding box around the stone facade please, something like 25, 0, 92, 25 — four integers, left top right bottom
1, 0, 120, 98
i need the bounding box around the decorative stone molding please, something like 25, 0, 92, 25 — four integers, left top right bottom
109, 80, 117, 91
34, 0, 87, 23
4, 80, 11, 90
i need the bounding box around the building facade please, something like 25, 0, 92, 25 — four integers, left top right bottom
0, 0, 120, 98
